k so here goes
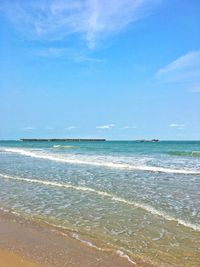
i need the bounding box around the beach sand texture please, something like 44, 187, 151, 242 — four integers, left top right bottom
0, 210, 153, 267
0, 250, 43, 267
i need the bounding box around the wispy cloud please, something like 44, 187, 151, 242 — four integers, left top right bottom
189, 84, 200, 93
34, 47, 69, 58
169, 123, 186, 130
22, 126, 37, 131
156, 50, 200, 91
157, 51, 200, 77
96, 124, 115, 129
65, 126, 77, 130
74, 55, 106, 63
34, 47, 105, 64
121, 126, 137, 129
1, 0, 158, 48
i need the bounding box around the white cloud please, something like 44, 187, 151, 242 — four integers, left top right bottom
189, 84, 200, 93
35, 47, 69, 58
1, 0, 158, 48
96, 124, 115, 129
34, 47, 105, 64
156, 50, 200, 90
65, 126, 77, 130
22, 126, 36, 130
74, 55, 106, 63
122, 126, 137, 129
157, 51, 200, 77
169, 123, 186, 130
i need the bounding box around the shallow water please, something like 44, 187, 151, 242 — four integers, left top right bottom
0, 140, 200, 266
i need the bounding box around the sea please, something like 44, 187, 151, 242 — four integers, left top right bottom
0, 140, 199, 266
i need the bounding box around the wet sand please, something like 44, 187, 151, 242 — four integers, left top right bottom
0, 210, 155, 267
0, 250, 44, 267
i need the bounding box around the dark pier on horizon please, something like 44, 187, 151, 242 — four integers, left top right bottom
20, 138, 106, 142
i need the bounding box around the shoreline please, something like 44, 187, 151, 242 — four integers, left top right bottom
0, 209, 155, 267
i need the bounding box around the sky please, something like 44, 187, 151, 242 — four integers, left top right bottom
0, 0, 200, 140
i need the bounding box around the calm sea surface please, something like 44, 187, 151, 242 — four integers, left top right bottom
0, 140, 199, 266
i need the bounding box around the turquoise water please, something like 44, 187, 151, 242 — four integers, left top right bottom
0, 140, 200, 266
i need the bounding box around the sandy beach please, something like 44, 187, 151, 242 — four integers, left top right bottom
0, 210, 155, 267
0, 250, 44, 267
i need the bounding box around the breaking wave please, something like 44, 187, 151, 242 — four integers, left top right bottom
1, 148, 199, 174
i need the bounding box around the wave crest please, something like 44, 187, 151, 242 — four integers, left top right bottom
1, 148, 199, 174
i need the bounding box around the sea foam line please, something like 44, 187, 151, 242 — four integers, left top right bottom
1, 148, 199, 174
0, 173, 199, 232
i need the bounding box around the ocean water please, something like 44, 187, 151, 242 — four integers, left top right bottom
0, 140, 199, 266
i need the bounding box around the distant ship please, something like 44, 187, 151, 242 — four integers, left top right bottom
139, 139, 159, 142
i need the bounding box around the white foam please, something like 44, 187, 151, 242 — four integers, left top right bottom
70, 233, 136, 265
69, 233, 136, 265
1, 147, 199, 174
116, 250, 136, 265
71, 233, 105, 251
0, 173, 199, 232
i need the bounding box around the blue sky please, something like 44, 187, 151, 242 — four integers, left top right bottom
0, 0, 200, 140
